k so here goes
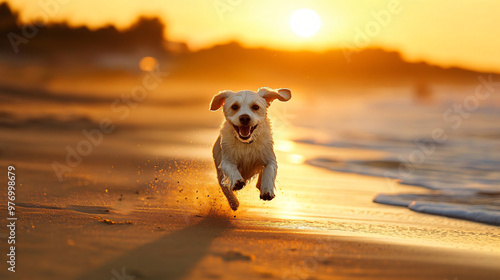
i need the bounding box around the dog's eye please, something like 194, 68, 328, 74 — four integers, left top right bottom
252, 105, 260, 110
231, 104, 239, 110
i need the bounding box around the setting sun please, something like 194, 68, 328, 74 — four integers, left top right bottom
289, 8, 321, 38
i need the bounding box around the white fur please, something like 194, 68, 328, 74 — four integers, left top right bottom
210, 87, 291, 211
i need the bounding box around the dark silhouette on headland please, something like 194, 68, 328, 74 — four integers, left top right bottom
170, 41, 497, 86
0, 2, 178, 58
1, 2, 498, 87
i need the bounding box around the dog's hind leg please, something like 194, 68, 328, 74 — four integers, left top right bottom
213, 135, 239, 211
217, 170, 239, 211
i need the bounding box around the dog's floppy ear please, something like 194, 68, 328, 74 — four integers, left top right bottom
210, 90, 233, 111
258, 87, 292, 105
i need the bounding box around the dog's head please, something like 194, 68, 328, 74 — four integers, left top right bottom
210, 87, 291, 143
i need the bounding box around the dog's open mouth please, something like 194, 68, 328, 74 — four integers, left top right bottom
233, 124, 258, 141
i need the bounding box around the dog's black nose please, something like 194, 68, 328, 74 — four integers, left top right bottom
239, 114, 251, 125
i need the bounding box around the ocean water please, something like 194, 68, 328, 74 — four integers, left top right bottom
298, 84, 500, 226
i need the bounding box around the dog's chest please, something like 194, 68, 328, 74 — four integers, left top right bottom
227, 141, 267, 176
230, 141, 264, 163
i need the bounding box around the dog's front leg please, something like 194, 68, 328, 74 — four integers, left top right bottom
220, 160, 245, 191
260, 160, 277, 200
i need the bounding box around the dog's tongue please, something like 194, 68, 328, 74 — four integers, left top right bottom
239, 125, 251, 137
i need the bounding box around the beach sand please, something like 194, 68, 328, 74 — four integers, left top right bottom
1, 116, 499, 280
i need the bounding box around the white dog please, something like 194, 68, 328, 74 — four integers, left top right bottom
210, 87, 291, 211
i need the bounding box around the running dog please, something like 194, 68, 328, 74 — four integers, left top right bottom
210, 87, 291, 210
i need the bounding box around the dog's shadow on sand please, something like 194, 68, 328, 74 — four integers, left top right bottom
77, 214, 233, 280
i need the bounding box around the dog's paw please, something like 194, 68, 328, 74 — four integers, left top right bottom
232, 179, 246, 191
260, 192, 275, 201
229, 200, 239, 211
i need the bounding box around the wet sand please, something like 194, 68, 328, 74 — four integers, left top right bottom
5, 204, 500, 280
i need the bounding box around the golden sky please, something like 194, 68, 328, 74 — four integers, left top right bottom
7, 0, 500, 73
